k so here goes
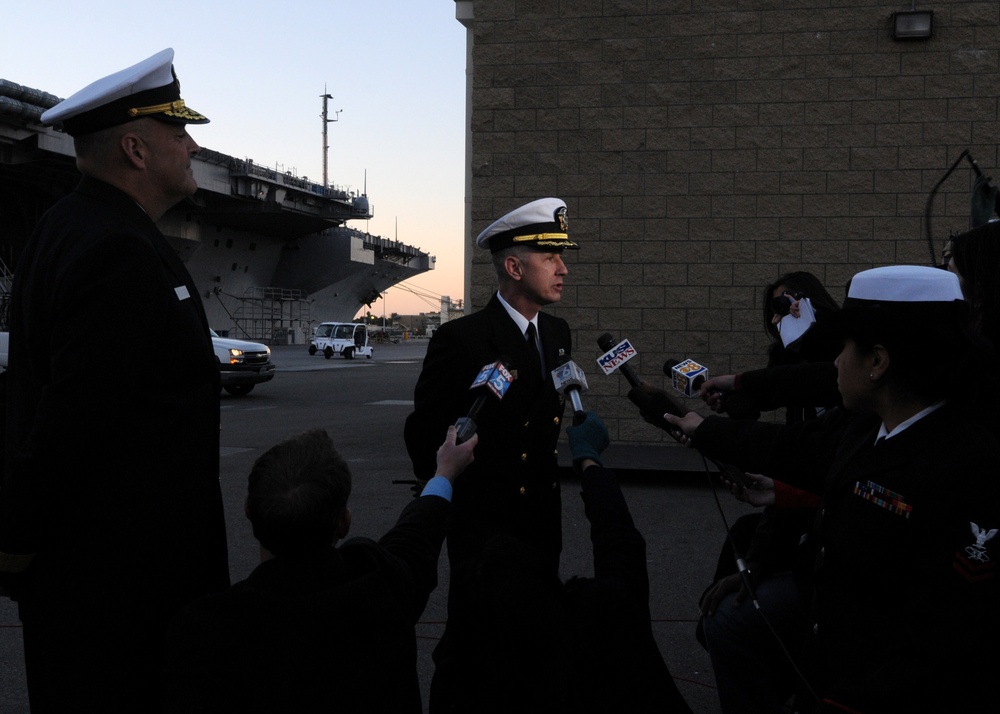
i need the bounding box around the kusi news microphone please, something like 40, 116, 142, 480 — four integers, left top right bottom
550, 357, 589, 425
454, 358, 515, 444
596, 333, 686, 419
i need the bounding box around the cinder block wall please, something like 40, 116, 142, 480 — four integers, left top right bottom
460, 0, 1000, 444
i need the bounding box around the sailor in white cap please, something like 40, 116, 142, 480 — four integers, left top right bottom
474, 196, 577, 253
40, 47, 209, 137
404, 197, 578, 702
1, 49, 229, 711
665, 264, 1000, 713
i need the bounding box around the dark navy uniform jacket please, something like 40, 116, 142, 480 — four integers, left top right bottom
404, 293, 570, 569
693, 405, 1000, 713
1, 176, 230, 702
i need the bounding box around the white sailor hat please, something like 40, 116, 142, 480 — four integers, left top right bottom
40, 48, 208, 137
476, 197, 578, 253
826, 265, 968, 340
845, 265, 964, 305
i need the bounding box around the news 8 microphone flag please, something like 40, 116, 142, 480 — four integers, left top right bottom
670, 359, 708, 397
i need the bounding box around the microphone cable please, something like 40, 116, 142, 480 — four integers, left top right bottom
696, 451, 822, 709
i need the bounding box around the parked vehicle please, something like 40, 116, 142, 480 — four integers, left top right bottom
308, 322, 373, 359
211, 329, 275, 396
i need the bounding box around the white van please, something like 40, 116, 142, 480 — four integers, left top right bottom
308, 322, 373, 360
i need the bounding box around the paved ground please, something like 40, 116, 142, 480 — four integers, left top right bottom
0, 338, 748, 712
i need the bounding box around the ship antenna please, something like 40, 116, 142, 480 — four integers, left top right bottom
320, 86, 342, 187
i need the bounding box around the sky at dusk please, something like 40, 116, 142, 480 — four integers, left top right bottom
1, 0, 467, 317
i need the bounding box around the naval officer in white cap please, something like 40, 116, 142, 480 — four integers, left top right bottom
1, 48, 229, 712
404, 197, 578, 708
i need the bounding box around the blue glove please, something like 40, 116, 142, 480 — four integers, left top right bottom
566, 410, 610, 467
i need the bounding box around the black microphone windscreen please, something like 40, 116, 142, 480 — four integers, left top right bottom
596, 332, 616, 351
662, 359, 680, 375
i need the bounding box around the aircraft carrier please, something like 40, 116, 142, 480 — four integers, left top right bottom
0, 77, 434, 344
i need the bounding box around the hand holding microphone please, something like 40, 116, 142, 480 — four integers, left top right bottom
595, 333, 686, 424
697, 374, 736, 412
566, 410, 609, 467
454, 358, 514, 444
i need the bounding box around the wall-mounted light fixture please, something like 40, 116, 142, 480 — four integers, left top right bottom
893, 3, 933, 40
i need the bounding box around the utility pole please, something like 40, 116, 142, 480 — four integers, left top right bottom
320, 87, 342, 187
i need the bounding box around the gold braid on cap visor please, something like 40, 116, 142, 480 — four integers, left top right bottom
512, 233, 571, 246
128, 99, 198, 119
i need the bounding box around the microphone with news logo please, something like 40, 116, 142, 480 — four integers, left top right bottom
551, 357, 589, 425
454, 358, 515, 444
595, 336, 754, 487
595, 333, 685, 419
663, 357, 760, 421
663, 358, 708, 396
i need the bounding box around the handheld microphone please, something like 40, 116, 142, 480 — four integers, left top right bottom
664, 357, 709, 397
596, 332, 642, 388
551, 358, 589, 425
665, 357, 761, 421
454, 358, 515, 443
596, 333, 686, 419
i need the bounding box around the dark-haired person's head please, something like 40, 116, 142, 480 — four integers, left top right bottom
830, 266, 990, 414
763, 271, 840, 340
947, 221, 1000, 352
763, 271, 842, 364
245, 429, 352, 559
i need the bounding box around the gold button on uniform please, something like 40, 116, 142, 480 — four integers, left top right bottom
521, 453, 528, 461
519, 486, 526, 495
554, 416, 560, 425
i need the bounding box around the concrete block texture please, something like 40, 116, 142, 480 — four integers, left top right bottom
460, 1, 999, 444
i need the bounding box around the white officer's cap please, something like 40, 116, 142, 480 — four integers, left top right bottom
41, 48, 208, 137
475, 197, 578, 253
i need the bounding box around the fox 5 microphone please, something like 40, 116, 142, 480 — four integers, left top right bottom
454, 358, 515, 444
596, 333, 686, 419
551, 358, 589, 425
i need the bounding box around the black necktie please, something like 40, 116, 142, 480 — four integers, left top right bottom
525, 322, 543, 378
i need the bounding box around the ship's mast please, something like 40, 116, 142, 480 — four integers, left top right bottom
320, 87, 342, 187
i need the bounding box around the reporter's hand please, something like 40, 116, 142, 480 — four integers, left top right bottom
628, 382, 676, 428
663, 411, 703, 446
723, 471, 775, 506
435, 425, 477, 482
566, 410, 610, 466
698, 374, 736, 412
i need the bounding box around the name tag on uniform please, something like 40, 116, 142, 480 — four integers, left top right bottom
174, 286, 191, 301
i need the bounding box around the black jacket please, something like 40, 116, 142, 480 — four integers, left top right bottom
429, 464, 694, 714
404, 293, 570, 567
693, 406, 1000, 712
162, 494, 451, 713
